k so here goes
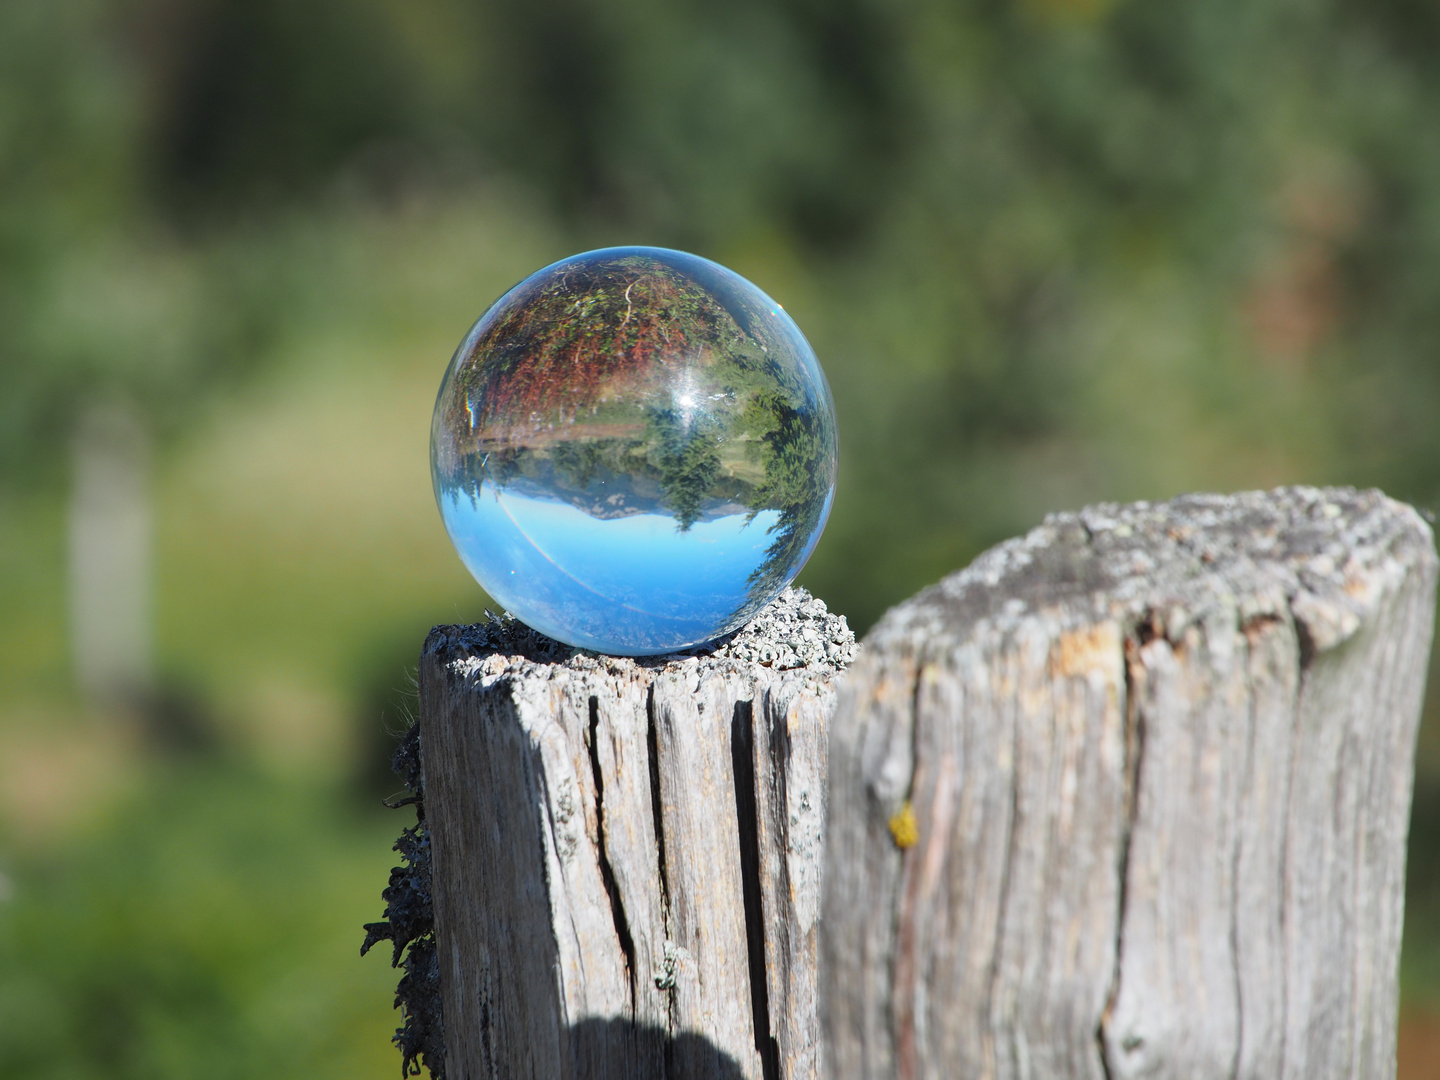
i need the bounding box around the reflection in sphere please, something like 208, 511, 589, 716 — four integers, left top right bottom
431, 247, 838, 655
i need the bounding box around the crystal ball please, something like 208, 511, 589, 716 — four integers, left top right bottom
430, 246, 838, 656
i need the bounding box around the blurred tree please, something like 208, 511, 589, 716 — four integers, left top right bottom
144, 0, 422, 215
0, 2, 284, 485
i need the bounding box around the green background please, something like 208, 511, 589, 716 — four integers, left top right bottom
3, 0, 1440, 1075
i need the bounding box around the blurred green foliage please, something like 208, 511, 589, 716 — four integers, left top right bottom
0, 766, 402, 1080
3, 0, 1440, 1073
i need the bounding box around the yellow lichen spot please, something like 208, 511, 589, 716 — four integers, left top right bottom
889, 801, 919, 849
1055, 622, 1120, 678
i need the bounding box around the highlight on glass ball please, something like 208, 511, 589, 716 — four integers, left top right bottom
430, 246, 838, 656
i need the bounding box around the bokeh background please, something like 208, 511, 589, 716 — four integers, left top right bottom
3, 0, 1440, 1075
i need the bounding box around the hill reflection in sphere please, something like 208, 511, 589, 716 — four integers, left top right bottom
430, 247, 838, 656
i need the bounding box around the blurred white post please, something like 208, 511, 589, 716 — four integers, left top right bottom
69, 401, 153, 705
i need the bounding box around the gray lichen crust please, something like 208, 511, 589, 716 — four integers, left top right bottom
875, 485, 1435, 658
427, 585, 857, 679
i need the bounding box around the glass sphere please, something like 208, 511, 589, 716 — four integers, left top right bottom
430, 246, 838, 656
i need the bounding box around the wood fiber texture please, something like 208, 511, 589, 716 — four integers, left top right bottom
418, 589, 854, 1080
821, 486, 1438, 1080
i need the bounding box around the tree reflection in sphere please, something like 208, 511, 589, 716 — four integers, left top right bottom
431, 247, 838, 655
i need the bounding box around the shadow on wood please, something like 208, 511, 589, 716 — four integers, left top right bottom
567, 1020, 747, 1078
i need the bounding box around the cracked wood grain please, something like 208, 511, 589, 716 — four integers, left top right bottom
821, 486, 1437, 1080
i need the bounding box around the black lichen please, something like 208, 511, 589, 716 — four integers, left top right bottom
362, 723, 446, 1079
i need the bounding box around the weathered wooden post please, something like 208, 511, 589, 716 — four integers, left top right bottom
408, 588, 856, 1079
369, 486, 1436, 1080
822, 486, 1437, 1079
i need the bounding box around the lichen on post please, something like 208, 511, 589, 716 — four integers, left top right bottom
362, 724, 445, 1079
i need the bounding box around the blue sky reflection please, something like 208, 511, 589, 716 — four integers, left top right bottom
441, 488, 781, 654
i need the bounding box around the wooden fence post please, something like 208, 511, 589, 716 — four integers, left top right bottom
414, 588, 856, 1080
821, 486, 1437, 1079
